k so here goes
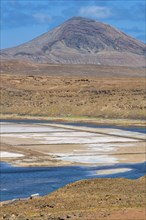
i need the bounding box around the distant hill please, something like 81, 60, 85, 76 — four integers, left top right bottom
1, 17, 146, 67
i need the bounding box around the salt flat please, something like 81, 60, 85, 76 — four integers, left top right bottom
0, 122, 145, 166
0, 151, 24, 158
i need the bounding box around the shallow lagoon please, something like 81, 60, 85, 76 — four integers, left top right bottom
0, 161, 146, 201
0, 120, 145, 201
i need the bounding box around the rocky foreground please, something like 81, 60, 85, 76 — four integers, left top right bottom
0, 176, 145, 220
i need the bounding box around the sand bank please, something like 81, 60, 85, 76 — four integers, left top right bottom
96, 168, 132, 175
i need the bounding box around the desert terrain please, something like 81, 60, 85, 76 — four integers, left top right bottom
1, 62, 146, 119
0, 62, 146, 220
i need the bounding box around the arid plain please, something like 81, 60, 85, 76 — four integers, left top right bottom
1, 62, 146, 119
0, 61, 146, 220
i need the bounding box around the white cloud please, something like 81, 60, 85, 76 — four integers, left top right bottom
79, 6, 111, 19
33, 13, 52, 24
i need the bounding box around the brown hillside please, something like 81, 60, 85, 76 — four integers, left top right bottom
1, 177, 145, 220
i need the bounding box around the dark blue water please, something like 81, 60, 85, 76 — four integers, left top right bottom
0, 120, 145, 201
0, 162, 146, 201
60, 122, 146, 134
1, 119, 146, 133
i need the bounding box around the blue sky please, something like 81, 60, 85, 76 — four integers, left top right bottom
1, 0, 145, 49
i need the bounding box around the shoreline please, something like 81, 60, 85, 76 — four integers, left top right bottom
0, 172, 144, 204
1, 119, 146, 219
0, 176, 146, 220
0, 161, 145, 204
1, 114, 146, 127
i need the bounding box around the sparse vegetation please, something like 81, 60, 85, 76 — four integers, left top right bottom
0, 62, 145, 220
0, 177, 145, 220
1, 73, 145, 119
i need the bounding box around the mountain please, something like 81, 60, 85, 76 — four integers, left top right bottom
1, 17, 146, 67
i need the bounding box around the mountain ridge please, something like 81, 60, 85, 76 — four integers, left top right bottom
1, 17, 146, 67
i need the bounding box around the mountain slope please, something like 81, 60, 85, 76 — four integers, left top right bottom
1, 17, 146, 66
